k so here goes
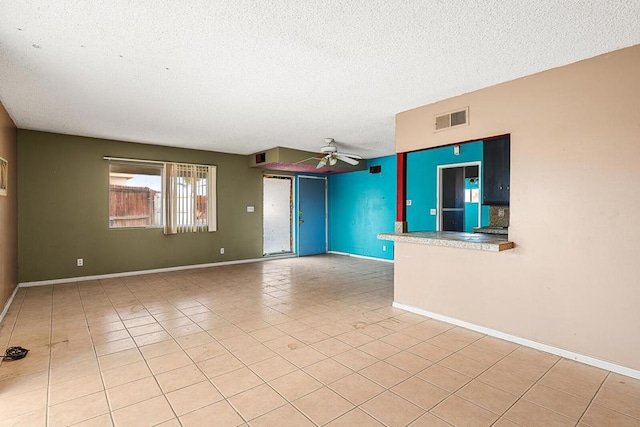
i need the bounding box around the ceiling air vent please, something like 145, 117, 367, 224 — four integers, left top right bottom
434, 107, 469, 132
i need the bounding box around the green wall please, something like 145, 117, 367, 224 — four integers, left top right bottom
18, 130, 264, 282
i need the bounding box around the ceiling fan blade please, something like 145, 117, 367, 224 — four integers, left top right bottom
334, 153, 359, 165
295, 156, 322, 164
340, 153, 363, 160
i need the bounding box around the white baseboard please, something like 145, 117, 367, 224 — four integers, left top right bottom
18, 256, 294, 288
328, 251, 394, 263
0, 284, 20, 325
393, 301, 640, 380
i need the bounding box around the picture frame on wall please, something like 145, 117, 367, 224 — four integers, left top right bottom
0, 157, 7, 196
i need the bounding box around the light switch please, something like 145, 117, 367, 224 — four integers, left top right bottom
247, 206, 255, 213
406, 200, 412, 206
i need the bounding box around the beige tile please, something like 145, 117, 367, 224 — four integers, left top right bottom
0, 370, 48, 397
250, 403, 315, 427
538, 369, 602, 399
281, 345, 326, 368
380, 332, 422, 350
198, 353, 244, 379
417, 364, 472, 393
392, 376, 450, 410
139, 339, 182, 360
155, 364, 207, 393
385, 350, 433, 374
504, 399, 575, 427
92, 329, 131, 344
249, 355, 297, 381
106, 376, 162, 410
101, 360, 152, 389
524, 383, 590, 420
212, 367, 264, 397
333, 348, 378, 371
219, 333, 260, 351
127, 322, 164, 337
48, 391, 110, 426
228, 383, 287, 420
112, 395, 174, 427
361, 391, 424, 427
494, 356, 550, 382
233, 343, 277, 365
432, 395, 499, 427
602, 373, 640, 398
325, 408, 385, 426
95, 337, 136, 357
456, 380, 518, 414
0, 409, 46, 427
248, 326, 287, 343
507, 346, 560, 369
439, 353, 490, 378
0, 387, 47, 421
70, 413, 113, 427
360, 360, 412, 388
551, 359, 608, 386
165, 381, 222, 416
593, 386, 640, 419
132, 330, 172, 347
175, 331, 216, 349
408, 341, 454, 362
581, 403, 640, 427
146, 351, 193, 375
408, 412, 453, 426
293, 387, 354, 425
473, 336, 519, 355
269, 370, 323, 401
153, 418, 180, 427
49, 372, 104, 405
337, 330, 376, 347
329, 372, 385, 405
98, 348, 143, 371
179, 400, 244, 427
303, 358, 352, 384
184, 341, 228, 362
477, 366, 535, 396
456, 343, 505, 365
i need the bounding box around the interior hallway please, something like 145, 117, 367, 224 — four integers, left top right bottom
0, 255, 638, 426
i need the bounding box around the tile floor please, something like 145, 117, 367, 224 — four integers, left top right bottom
0, 254, 639, 426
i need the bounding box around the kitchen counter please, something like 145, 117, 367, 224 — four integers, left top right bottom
473, 226, 508, 235
378, 231, 514, 252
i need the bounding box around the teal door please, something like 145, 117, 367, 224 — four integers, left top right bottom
297, 176, 326, 256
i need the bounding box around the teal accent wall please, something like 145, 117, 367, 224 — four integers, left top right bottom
406, 141, 489, 232
328, 156, 395, 260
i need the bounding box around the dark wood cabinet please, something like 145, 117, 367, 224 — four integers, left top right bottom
483, 136, 510, 205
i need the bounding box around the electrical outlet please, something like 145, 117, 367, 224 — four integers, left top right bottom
430, 208, 437, 215
247, 206, 255, 212
220, 248, 225, 254
77, 258, 83, 267
498, 208, 505, 217
406, 199, 412, 206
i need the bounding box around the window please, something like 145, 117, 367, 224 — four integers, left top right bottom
165, 163, 217, 234
109, 162, 163, 228
108, 159, 217, 233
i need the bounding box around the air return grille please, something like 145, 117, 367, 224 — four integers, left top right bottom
434, 107, 469, 131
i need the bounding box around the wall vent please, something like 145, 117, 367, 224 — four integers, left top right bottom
434, 107, 469, 132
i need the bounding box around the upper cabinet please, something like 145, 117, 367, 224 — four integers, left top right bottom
483, 136, 510, 205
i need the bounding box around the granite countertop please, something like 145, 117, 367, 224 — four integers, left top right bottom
378, 231, 514, 252
473, 226, 509, 235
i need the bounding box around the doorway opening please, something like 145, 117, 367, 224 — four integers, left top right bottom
438, 162, 481, 232
263, 175, 293, 256
296, 176, 327, 256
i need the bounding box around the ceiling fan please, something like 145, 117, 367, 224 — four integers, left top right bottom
313, 138, 362, 169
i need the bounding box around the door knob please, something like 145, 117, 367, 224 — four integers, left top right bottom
299, 219, 304, 224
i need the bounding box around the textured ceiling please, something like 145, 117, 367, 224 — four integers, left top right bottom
1, 1, 639, 159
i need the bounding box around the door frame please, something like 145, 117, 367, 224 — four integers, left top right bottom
436, 161, 482, 231
262, 174, 294, 256
295, 175, 328, 255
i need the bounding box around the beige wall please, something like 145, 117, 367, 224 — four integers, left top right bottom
394, 45, 640, 371
0, 101, 17, 311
